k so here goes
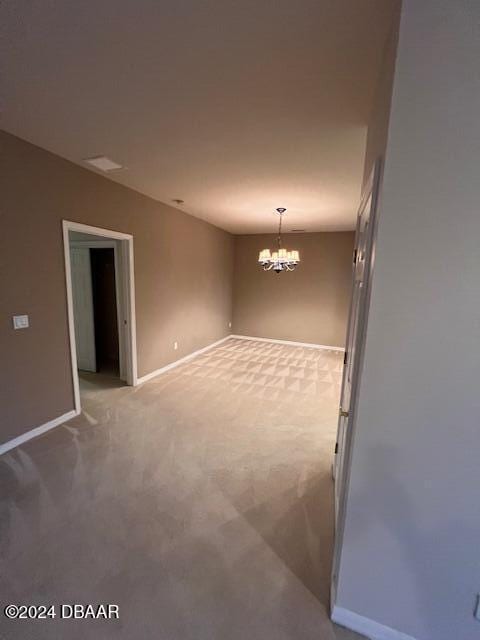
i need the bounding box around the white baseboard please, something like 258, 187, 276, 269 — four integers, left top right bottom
0, 409, 79, 457
332, 606, 417, 640
231, 334, 345, 352
136, 335, 232, 385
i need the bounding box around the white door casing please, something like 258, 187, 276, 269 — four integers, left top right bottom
63, 220, 138, 415
331, 159, 382, 607
333, 192, 371, 514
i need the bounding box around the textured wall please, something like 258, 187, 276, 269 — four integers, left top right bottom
0, 131, 234, 443
232, 232, 354, 347
337, 2, 480, 638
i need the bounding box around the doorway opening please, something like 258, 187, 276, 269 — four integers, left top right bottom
91, 247, 120, 376
63, 221, 137, 412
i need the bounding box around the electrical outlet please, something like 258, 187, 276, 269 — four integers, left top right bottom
474, 594, 480, 621
174, 341, 178, 350
228, 321, 232, 328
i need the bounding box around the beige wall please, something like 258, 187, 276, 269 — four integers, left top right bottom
0, 131, 234, 443
1, 131, 355, 445
232, 233, 354, 347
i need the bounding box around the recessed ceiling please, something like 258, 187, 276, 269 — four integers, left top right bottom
0, 0, 397, 233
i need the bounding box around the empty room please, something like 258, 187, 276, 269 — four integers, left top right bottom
1, 2, 479, 640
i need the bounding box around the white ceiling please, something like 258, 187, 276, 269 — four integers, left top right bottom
0, 0, 396, 233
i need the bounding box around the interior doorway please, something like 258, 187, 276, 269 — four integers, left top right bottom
63, 221, 138, 413
70, 238, 121, 377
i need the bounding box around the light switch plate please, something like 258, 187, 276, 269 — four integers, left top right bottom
13, 314, 29, 329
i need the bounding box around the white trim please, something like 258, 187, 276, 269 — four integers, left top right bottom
64, 220, 133, 241
62, 220, 138, 416
332, 606, 417, 640
230, 334, 345, 352
0, 410, 78, 456
126, 237, 138, 385
63, 223, 81, 413
136, 336, 232, 385
331, 159, 384, 609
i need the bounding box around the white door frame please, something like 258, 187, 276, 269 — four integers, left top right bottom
63, 220, 138, 413
330, 159, 383, 610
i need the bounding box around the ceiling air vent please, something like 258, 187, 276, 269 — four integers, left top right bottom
84, 156, 123, 172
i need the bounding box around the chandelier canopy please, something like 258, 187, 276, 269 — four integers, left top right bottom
258, 208, 300, 273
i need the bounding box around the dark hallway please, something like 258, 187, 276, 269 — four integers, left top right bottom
90, 248, 120, 376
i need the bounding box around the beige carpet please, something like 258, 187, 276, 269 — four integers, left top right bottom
0, 338, 364, 639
